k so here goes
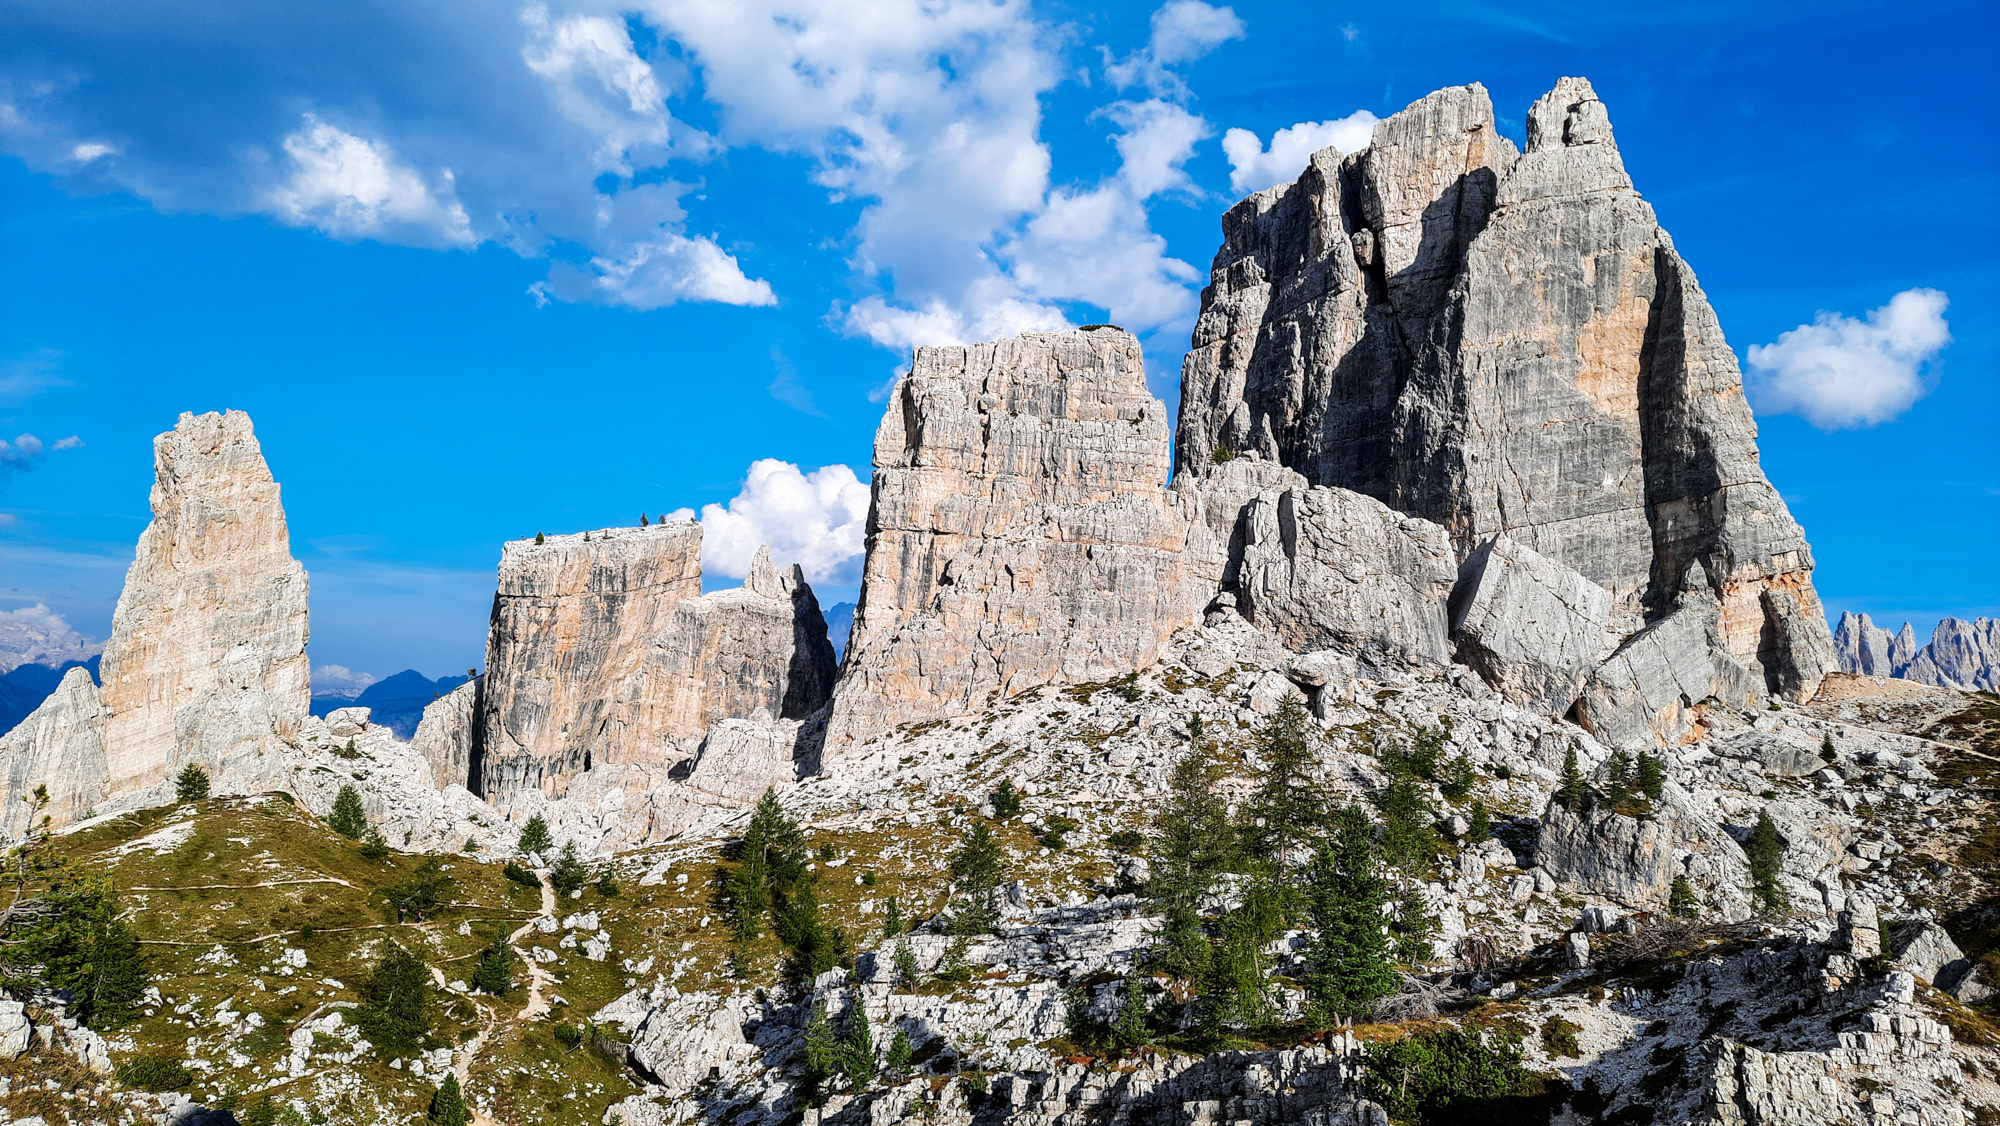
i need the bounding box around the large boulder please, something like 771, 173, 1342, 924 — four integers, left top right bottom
1572, 590, 1760, 750
1536, 782, 1746, 912
1234, 484, 1457, 669
1449, 534, 1616, 714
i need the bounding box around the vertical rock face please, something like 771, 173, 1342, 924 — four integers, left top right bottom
411, 677, 481, 791
1175, 78, 1833, 703
0, 668, 107, 834
827, 328, 1197, 750
475, 522, 703, 802
98, 410, 310, 800
474, 525, 837, 805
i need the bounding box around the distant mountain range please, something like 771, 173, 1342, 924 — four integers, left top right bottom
1834, 613, 1999, 692
825, 601, 854, 661
310, 669, 472, 740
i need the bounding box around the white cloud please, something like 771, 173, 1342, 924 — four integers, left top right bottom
1746, 288, 1951, 430
69, 142, 113, 162
1221, 110, 1379, 196
1106, 1, 1246, 94
0, 431, 84, 475
668, 458, 872, 593
542, 229, 776, 309
0, 603, 99, 673
51, 436, 82, 450
268, 116, 475, 249
312, 664, 378, 697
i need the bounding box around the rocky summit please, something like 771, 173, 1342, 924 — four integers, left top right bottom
0, 78, 1994, 1126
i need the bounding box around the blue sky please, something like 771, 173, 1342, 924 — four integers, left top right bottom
1, 0, 1994, 686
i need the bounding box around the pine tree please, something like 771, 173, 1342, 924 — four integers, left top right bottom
800, 1000, 836, 1105
1300, 805, 1397, 1024
1637, 752, 1666, 801
1389, 884, 1438, 964
549, 841, 589, 896
892, 935, 920, 987
360, 828, 390, 861
1746, 810, 1788, 916
1110, 974, 1151, 1048
991, 780, 1023, 819
328, 785, 367, 839
1467, 801, 1492, 843
726, 788, 809, 939
885, 1026, 914, 1075
174, 763, 209, 803
1605, 751, 1633, 804
355, 942, 431, 1054
534, 532, 545, 545
1439, 754, 1476, 802
1556, 745, 1588, 810
881, 895, 903, 938
1820, 734, 1838, 763
1243, 695, 1325, 870
1668, 876, 1700, 919
471, 929, 513, 995
946, 820, 1004, 934
1373, 778, 1436, 870
1148, 721, 1236, 913
429, 1073, 470, 1126
516, 814, 553, 858
837, 1001, 877, 1086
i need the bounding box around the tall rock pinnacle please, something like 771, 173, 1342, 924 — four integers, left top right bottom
99, 410, 310, 799
1176, 78, 1834, 704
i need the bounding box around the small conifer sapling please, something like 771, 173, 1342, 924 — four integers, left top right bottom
174, 764, 210, 803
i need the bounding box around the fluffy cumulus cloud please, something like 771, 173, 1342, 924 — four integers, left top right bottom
1106, 1, 1246, 95
1746, 288, 1952, 430
1221, 110, 1379, 196
312, 664, 378, 697
666, 458, 871, 592
3, 0, 1232, 350
0, 432, 82, 474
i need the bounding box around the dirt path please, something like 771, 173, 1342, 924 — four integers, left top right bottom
456, 868, 560, 1126
126, 876, 361, 891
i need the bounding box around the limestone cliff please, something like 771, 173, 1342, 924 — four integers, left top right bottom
0, 667, 107, 834
1175, 79, 1833, 705
826, 328, 1200, 750
474, 525, 837, 806
98, 410, 310, 802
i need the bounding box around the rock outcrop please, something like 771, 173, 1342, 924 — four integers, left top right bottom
3, 411, 310, 828
827, 328, 1201, 750
475, 526, 837, 807
1175, 78, 1833, 713
1835, 611, 1999, 693
410, 676, 481, 790
1572, 589, 1760, 750
0, 667, 107, 834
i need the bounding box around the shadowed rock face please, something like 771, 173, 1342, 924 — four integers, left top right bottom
100, 410, 310, 801
473, 527, 838, 806
1175, 78, 1833, 702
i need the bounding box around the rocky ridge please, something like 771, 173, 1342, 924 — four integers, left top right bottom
1837, 612, 2000, 693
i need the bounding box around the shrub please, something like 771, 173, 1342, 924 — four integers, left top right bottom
1107, 829, 1145, 853
502, 860, 539, 888
1745, 810, 1788, 916
552, 1023, 583, 1050
1638, 752, 1666, 802
328, 785, 367, 840
1364, 1027, 1531, 1124
116, 1054, 192, 1091
534, 532, 545, 545
892, 935, 920, 987
1040, 814, 1078, 850
593, 868, 620, 898
991, 780, 1023, 820
360, 829, 390, 861
1466, 801, 1492, 843
1668, 876, 1700, 919
174, 764, 210, 803
882, 896, 903, 939
385, 857, 451, 922
516, 815, 553, 858
1555, 746, 1588, 811
1820, 734, 1838, 763
1541, 1015, 1582, 1058
1211, 443, 1234, 464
